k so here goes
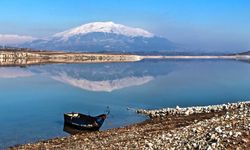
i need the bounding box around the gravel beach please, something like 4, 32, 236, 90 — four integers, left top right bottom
10, 101, 250, 150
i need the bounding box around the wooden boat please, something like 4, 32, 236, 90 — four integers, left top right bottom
64, 112, 107, 131
63, 123, 88, 135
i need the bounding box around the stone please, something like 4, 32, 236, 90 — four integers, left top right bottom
215, 126, 222, 133
206, 145, 212, 150
145, 142, 153, 148
211, 143, 216, 149
242, 138, 248, 143
229, 131, 233, 136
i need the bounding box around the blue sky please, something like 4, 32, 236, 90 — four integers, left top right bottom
0, 0, 250, 51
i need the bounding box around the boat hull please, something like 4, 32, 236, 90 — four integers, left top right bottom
64, 113, 106, 131
64, 121, 101, 131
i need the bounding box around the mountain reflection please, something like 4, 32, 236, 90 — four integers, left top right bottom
0, 60, 175, 91
41, 61, 174, 92
52, 73, 154, 92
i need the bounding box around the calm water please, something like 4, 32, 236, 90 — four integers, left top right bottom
1, 59, 250, 149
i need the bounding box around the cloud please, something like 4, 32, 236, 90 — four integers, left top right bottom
0, 68, 33, 78
52, 73, 154, 92
0, 34, 35, 45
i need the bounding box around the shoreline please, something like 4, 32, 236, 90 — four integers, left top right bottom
1, 49, 250, 67
0, 50, 142, 67
10, 101, 250, 149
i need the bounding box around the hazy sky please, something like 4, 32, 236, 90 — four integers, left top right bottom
0, 0, 249, 52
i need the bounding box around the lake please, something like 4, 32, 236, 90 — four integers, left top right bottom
1, 59, 250, 149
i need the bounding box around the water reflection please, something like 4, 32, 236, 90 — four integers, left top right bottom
0, 68, 33, 78
0, 60, 175, 92
63, 123, 89, 135
239, 59, 250, 64
27, 60, 175, 92
52, 74, 154, 92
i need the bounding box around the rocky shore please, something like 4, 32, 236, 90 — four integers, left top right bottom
10, 101, 250, 150
137, 101, 250, 117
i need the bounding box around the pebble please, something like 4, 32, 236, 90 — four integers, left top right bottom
215, 126, 223, 133
145, 142, 153, 148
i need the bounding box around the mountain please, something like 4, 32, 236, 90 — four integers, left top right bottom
21, 22, 177, 52
238, 50, 250, 55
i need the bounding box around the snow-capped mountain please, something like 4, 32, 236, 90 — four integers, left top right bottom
54, 21, 154, 39
22, 22, 177, 52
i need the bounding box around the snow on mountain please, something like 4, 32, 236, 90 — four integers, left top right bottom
54, 21, 154, 39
